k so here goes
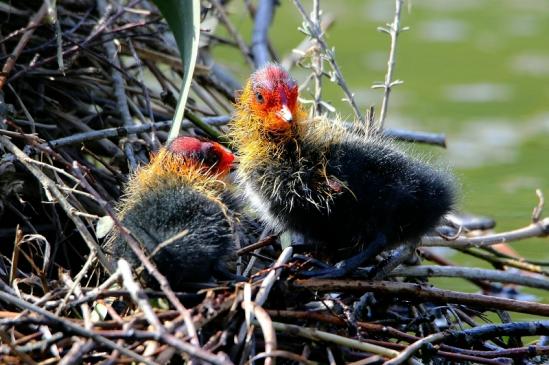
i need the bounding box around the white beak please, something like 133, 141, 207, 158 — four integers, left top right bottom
276, 104, 293, 123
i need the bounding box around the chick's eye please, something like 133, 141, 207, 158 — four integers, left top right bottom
203, 148, 220, 167
255, 92, 264, 104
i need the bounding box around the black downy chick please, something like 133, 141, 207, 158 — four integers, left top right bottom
106, 136, 236, 289
230, 64, 456, 278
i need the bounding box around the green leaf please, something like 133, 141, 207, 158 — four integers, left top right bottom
152, 0, 200, 143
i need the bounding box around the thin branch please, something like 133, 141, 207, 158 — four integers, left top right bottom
384, 128, 446, 147
118, 259, 165, 335
0, 281, 156, 365
292, 0, 363, 121
421, 218, 549, 248
383, 332, 445, 365
311, 0, 323, 116
42, 117, 230, 149
0, 136, 114, 273
209, 0, 255, 68
293, 279, 549, 316
242, 300, 277, 365
389, 265, 549, 290
532, 189, 545, 223
374, 0, 406, 130
0, 2, 48, 90
280, 14, 335, 70
97, 0, 137, 171
268, 321, 403, 360
458, 248, 549, 276
385, 321, 549, 365
255, 247, 293, 306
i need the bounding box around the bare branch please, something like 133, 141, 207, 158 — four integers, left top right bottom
292, 0, 363, 121
374, 0, 406, 130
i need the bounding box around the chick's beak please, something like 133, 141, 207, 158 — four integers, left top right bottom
276, 104, 293, 123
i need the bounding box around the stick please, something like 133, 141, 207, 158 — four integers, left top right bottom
255, 247, 293, 306
42, 117, 230, 149
292, 0, 363, 121
251, 0, 276, 68
389, 265, 549, 290
293, 279, 549, 316
0, 281, 156, 365
209, 0, 255, 68
0, 2, 48, 90
97, 0, 137, 171
268, 321, 403, 360
421, 218, 549, 248
0, 136, 114, 273
373, 0, 406, 130
385, 321, 549, 365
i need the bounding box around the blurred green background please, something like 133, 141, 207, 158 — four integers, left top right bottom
212, 0, 549, 317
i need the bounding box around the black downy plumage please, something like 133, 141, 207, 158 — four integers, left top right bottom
232, 64, 456, 278
106, 136, 236, 289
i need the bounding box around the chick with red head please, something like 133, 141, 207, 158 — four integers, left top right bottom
230, 64, 455, 278
107, 136, 236, 289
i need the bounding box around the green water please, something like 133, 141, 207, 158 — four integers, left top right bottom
212, 0, 549, 319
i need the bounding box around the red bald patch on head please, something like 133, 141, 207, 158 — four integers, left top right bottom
168, 136, 203, 155
252, 64, 296, 91
166, 136, 234, 176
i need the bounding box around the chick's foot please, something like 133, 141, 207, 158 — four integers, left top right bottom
299, 233, 387, 279
364, 242, 418, 280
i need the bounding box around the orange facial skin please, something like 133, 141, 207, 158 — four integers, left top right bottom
231, 64, 307, 171
247, 64, 301, 133
233, 64, 305, 138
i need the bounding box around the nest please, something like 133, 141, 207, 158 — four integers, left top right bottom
0, 1, 548, 364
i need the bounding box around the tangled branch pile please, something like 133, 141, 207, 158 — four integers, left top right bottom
0, 1, 548, 364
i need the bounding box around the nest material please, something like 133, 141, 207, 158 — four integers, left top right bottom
0, 1, 548, 364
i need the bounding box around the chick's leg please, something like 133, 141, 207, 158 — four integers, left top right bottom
299, 233, 387, 278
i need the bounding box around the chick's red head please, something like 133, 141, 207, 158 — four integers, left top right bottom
247, 64, 300, 133
168, 136, 234, 176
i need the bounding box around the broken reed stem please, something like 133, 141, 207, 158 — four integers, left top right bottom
374, 0, 405, 130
